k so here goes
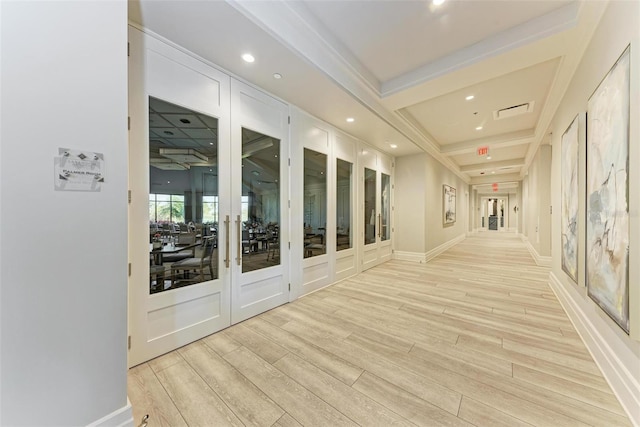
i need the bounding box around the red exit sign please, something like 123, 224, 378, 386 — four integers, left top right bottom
477, 146, 489, 156
492, 183, 499, 192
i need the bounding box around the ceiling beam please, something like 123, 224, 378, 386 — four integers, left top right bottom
226, 0, 472, 184
440, 129, 534, 156
460, 158, 525, 173
381, 2, 580, 97
520, 0, 609, 178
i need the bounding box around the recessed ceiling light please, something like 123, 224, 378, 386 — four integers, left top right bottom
209, 142, 214, 145
465, 95, 474, 101
433, 0, 446, 5
242, 53, 255, 63
389, 144, 398, 149
492, 171, 496, 174
346, 117, 355, 123
476, 126, 483, 130
486, 155, 492, 160
273, 73, 282, 79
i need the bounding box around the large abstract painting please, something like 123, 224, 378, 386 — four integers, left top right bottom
561, 114, 581, 283
586, 46, 630, 333
443, 184, 456, 225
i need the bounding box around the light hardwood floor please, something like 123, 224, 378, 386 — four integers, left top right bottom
128, 233, 631, 426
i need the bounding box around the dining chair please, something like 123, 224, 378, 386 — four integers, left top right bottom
149, 264, 166, 293
170, 236, 215, 287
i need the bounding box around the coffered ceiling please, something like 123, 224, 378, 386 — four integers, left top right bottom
129, 0, 608, 185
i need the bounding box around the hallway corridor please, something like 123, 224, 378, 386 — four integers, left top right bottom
128, 233, 630, 426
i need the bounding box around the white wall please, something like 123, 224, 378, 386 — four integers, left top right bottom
547, 0, 640, 423
0, 2, 130, 425
395, 153, 468, 259
394, 155, 427, 254
524, 145, 552, 257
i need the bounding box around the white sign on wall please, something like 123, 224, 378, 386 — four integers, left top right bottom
54, 148, 105, 192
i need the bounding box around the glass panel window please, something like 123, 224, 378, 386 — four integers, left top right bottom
364, 168, 376, 245
336, 159, 352, 251
303, 148, 327, 258
381, 173, 390, 241
148, 97, 219, 294
149, 194, 184, 223
241, 128, 280, 272
202, 195, 218, 223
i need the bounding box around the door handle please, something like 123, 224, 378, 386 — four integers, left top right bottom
236, 215, 242, 266
224, 215, 230, 268
378, 213, 381, 238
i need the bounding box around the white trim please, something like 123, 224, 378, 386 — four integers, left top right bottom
523, 237, 551, 267
425, 233, 466, 262
393, 251, 427, 263
548, 273, 640, 427
86, 400, 133, 427
376, 234, 470, 266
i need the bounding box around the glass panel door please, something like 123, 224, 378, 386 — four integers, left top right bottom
364, 167, 377, 245
336, 158, 352, 251
381, 173, 391, 241
128, 31, 232, 366
303, 148, 327, 258
241, 128, 280, 272
148, 96, 219, 293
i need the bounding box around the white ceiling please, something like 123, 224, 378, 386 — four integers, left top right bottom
129, 0, 609, 186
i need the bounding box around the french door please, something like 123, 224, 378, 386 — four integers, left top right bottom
229, 79, 290, 324
361, 150, 393, 271
128, 28, 289, 366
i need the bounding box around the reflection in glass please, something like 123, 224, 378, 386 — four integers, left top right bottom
148, 97, 219, 294
364, 168, 376, 245
336, 159, 352, 251
303, 148, 327, 258
241, 128, 280, 273
381, 173, 390, 241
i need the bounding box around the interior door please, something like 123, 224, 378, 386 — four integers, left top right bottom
361, 150, 393, 271
230, 79, 290, 324
128, 28, 231, 366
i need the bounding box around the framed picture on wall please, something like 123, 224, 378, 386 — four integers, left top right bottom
443, 184, 456, 225
586, 45, 630, 333
560, 113, 582, 284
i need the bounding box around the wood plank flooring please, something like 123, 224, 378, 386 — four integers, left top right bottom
128, 233, 631, 426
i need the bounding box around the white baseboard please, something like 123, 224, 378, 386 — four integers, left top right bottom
548, 272, 640, 427
393, 250, 427, 263
393, 234, 466, 264
523, 238, 551, 267
425, 233, 466, 262
87, 400, 134, 427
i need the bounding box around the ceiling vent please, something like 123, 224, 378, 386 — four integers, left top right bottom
493, 101, 535, 120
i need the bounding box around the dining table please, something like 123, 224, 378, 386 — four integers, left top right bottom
150, 241, 199, 265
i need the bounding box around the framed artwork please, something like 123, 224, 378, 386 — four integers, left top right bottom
560, 113, 582, 283
443, 184, 456, 225
586, 45, 630, 333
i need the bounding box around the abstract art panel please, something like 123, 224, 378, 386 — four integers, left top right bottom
586, 45, 630, 333
561, 114, 581, 283
443, 184, 456, 225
